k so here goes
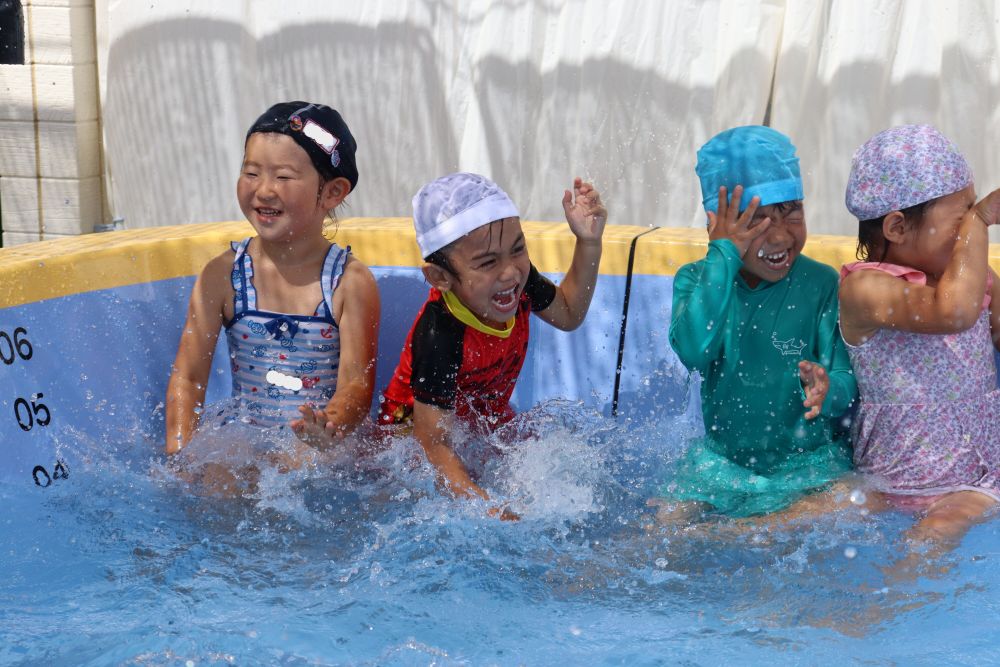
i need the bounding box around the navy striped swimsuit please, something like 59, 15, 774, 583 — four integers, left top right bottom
225, 237, 349, 428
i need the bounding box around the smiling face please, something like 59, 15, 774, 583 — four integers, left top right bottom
237, 133, 335, 245
424, 217, 531, 328
738, 200, 807, 288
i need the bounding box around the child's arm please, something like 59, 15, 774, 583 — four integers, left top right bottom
841, 190, 1000, 340
292, 258, 380, 447
412, 400, 518, 520
799, 281, 858, 420
669, 186, 766, 371
533, 178, 607, 331
165, 254, 230, 454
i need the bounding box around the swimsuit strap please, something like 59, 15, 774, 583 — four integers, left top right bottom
319, 244, 351, 322
839, 261, 927, 285
230, 238, 257, 315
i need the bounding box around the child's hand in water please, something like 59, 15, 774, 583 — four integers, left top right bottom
707, 185, 771, 258
291, 403, 346, 447
562, 177, 607, 243
798, 360, 829, 420
487, 505, 521, 521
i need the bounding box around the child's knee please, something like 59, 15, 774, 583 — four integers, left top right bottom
919, 492, 996, 540
646, 497, 707, 525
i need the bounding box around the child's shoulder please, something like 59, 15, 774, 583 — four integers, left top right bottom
340, 253, 374, 282
839, 261, 926, 295
838, 263, 915, 302
199, 246, 239, 284
332, 253, 379, 308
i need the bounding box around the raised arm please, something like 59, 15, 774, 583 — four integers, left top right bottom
534, 178, 606, 331
292, 257, 380, 446
669, 186, 767, 372
165, 254, 229, 454
841, 188, 1000, 342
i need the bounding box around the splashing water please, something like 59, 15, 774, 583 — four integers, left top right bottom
1, 399, 998, 664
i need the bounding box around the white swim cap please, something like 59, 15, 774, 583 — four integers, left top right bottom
412, 172, 519, 258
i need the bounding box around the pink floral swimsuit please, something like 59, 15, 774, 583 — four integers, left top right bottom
841, 261, 1000, 506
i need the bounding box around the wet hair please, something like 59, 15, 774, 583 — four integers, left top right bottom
855, 201, 929, 262
425, 245, 457, 274
422, 219, 507, 277
757, 200, 802, 216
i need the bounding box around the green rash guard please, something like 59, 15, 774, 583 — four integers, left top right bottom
665, 238, 858, 517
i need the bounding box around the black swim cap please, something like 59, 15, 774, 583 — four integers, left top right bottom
246, 101, 359, 191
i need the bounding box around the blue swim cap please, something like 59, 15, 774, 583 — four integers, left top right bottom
696, 126, 803, 214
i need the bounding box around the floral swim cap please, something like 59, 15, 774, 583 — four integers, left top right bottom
845, 124, 972, 220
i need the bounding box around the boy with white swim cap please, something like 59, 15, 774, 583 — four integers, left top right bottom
380, 172, 607, 519
650, 126, 858, 520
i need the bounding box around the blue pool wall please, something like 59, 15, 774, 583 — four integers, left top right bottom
0, 220, 881, 485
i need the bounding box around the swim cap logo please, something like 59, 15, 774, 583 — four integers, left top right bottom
302, 120, 339, 155
771, 333, 807, 356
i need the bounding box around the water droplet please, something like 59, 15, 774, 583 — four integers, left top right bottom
849, 489, 867, 505
654, 557, 669, 568
843, 546, 857, 559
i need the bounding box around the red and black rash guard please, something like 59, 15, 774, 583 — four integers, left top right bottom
379, 265, 557, 428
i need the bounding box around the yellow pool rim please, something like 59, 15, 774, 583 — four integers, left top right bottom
3, 218, 1000, 310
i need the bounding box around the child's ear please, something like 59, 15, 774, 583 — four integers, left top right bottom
319, 177, 352, 209
422, 263, 452, 291
882, 211, 908, 244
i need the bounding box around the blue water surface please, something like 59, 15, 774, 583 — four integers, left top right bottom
2, 400, 999, 666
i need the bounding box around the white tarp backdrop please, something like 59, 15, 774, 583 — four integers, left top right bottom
95, 0, 1000, 237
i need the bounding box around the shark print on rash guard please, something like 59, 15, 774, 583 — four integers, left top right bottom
664, 238, 858, 516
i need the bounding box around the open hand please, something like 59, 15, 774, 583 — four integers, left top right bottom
562, 177, 607, 243
707, 185, 770, 258
291, 403, 345, 447
487, 505, 521, 521
798, 360, 829, 420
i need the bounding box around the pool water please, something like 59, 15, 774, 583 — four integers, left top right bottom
2, 400, 999, 666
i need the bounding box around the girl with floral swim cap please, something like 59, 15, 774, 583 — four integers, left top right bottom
840, 124, 1000, 547
166, 102, 380, 457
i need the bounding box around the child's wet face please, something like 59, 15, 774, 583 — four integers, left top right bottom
442, 218, 531, 327
237, 133, 326, 243
902, 185, 976, 279
738, 201, 807, 288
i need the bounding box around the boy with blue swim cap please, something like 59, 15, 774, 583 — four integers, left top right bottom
650, 126, 858, 520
